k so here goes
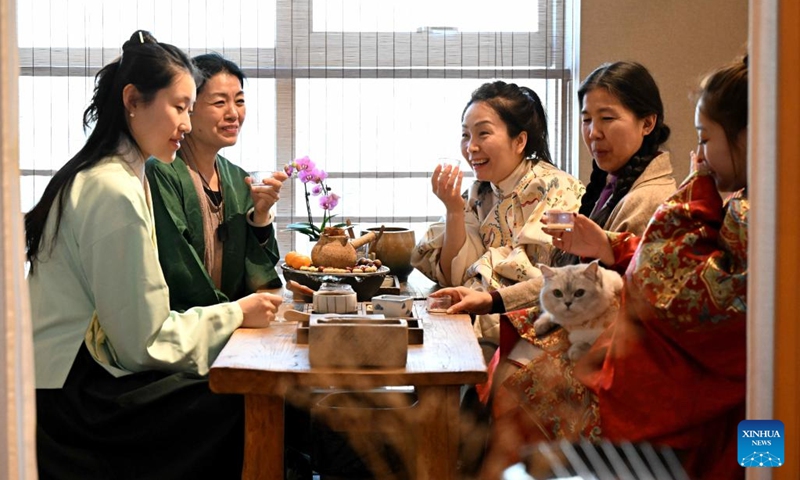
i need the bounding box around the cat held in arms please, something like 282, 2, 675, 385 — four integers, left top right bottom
533, 260, 623, 361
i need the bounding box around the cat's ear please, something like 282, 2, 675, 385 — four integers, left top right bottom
582, 261, 600, 281
538, 263, 557, 279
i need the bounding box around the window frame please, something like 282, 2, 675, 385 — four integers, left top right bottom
17, 0, 576, 254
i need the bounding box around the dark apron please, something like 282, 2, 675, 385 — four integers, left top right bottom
36, 343, 244, 480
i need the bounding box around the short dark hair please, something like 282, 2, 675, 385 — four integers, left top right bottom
192, 53, 246, 94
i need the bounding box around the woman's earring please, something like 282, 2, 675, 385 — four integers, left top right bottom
129, 112, 135, 118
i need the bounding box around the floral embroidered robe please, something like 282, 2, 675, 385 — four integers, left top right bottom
412, 159, 584, 341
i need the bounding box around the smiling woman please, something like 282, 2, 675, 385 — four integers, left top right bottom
411, 80, 584, 345
16, 0, 577, 264
25, 31, 284, 479
146, 53, 287, 313
124, 71, 194, 162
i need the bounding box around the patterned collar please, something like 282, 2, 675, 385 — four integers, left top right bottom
491, 160, 530, 198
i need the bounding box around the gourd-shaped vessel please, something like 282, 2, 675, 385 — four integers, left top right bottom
311, 227, 376, 268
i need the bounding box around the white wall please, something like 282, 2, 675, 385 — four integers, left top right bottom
578, 0, 748, 184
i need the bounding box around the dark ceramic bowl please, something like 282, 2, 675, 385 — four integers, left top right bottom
280, 262, 389, 301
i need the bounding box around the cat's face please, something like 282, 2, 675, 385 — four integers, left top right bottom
539, 262, 612, 325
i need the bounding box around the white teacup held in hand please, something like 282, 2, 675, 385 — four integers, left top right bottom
248, 170, 273, 185
438, 157, 462, 169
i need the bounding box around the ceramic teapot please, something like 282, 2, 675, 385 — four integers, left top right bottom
311, 227, 377, 269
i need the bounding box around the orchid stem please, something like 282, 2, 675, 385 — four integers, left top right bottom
304, 183, 314, 236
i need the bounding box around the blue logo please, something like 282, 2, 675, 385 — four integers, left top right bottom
738, 419, 784, 467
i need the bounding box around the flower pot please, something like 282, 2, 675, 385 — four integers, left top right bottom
362, 227, 416, 281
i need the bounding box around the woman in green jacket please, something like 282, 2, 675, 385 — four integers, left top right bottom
146, 53, 288, 311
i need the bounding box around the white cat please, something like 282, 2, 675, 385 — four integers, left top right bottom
533, 260, 623, 361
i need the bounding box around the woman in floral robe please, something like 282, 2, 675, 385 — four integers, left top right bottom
412, 81, 583, 345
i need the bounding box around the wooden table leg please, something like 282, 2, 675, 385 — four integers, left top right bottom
414, 385, 461, 479
243, 394, 284, 480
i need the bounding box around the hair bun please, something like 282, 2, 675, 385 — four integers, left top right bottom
123, 30, 156, 52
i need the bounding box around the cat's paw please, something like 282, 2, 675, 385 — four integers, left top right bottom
567, 342, 591, 361
533, 317, 555, 336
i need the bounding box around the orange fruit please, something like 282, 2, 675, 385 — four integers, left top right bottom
294, 255, 312, 269
285, 251, 299, 267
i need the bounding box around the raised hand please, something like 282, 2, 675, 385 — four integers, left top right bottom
431, 163, 465, 213
542, 213, 615, 265
690, 149, 711, 175
247, 170, 289, 225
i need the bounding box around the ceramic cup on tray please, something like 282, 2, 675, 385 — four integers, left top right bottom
371, 294, 414, 317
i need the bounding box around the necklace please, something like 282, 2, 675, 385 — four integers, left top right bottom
189, 156, 228, 242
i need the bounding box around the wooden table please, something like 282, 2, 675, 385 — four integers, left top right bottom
397, 268, 440, 299
209, 301, 487, 479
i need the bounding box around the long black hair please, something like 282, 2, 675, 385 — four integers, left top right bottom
576, 61, 671, 226
463, 80, 552, 164
25, 30, 197, 273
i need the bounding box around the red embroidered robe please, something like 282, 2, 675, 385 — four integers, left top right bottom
499, 172, 748, 480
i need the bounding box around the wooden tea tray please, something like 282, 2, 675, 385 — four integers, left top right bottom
295, 301, 425, 345
376, 275, 401, 295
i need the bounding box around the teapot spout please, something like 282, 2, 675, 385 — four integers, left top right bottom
350, 231, 377, 250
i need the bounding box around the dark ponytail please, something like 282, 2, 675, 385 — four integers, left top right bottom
585, 154, 652, 226
25, 30, 197, 273
463, 80, 552, 164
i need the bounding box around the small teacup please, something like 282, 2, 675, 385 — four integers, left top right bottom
546, 210, 574, 231
438, 157, 462, 169
249, 170, 273, 185
426, 295, 452, 313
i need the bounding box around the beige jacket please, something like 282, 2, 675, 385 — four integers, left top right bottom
497, 152, 676, 312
